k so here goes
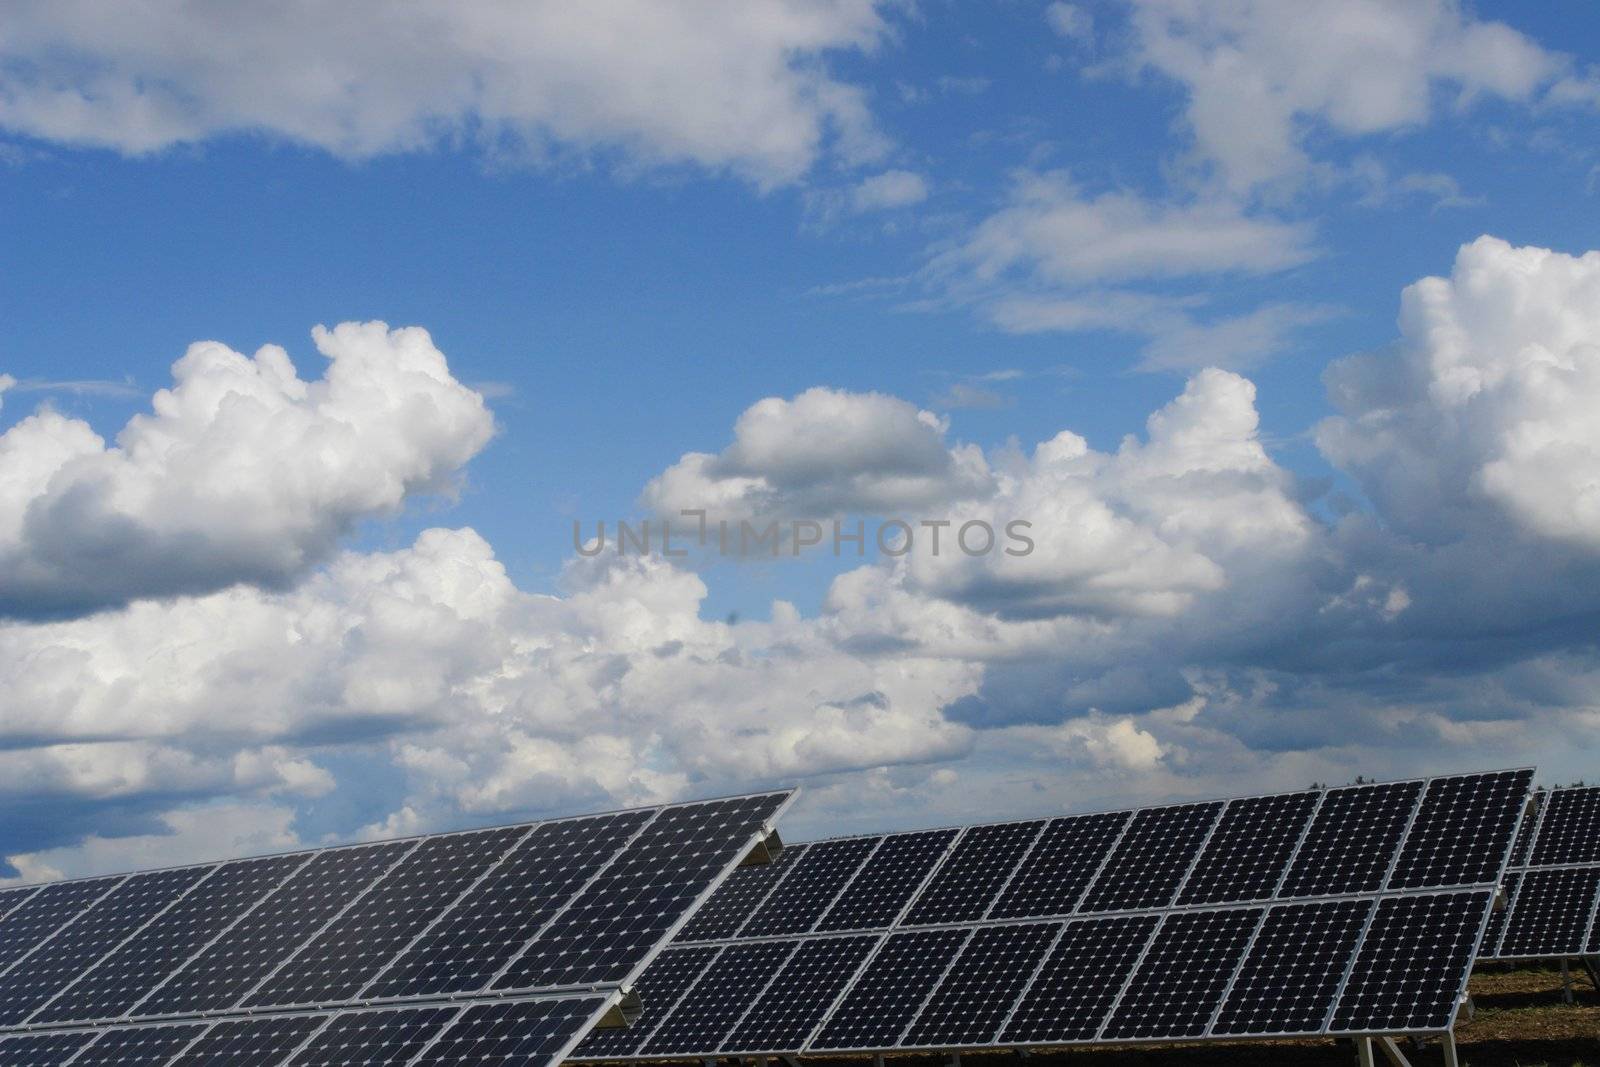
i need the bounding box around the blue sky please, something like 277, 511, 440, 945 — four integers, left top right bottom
3, 1, 1600, 879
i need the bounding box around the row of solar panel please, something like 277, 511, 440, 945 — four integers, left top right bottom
676, 770, 1532, 945
1480, 785, 1600, 960
0, 993, 605, 1067
0, 793, 789, 1031
578, 888, 1492, 1059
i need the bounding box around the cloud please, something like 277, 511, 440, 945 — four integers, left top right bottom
1120, 0, 1573, 192
0, 0, 888, 187
850, 170, 929, 212
0, 321, 494, 619
1046, 3, 1094, 43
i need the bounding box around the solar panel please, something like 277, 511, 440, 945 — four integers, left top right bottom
740, 837, 876, 936
818, 829, 956, 931
989, 812, 1126, 919
412, 996, 609, 1065
1496, 866, 1600, 957
674, 843, 807, 943
904, 820, 1045, 925
71, 1023, 207, 1065
170, 1014, 326, 1065
1176, 792, 1317, 905
1476, 784, 1600, 961
0, 876, 122, 975
0, 886, 39, 926
1079, 802, 1221, 913
0, 866, 209, 1026
595, 769, 1528, 1063
0, 1031, 94, 1066
572, 947, 719, 1060
287, 1005, 460, 1065
1529, 785, 1600, 865
1280, 781, 1423, 897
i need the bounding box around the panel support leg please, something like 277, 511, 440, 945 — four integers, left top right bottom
1583, 955, 1600, 991
1375, 1036, 1415, 1067
872, 1056, 885, 1067
946, 1053, 961, 1067
1355, 1037, 1376, 1067
1440, 1030, 1460, 1067
1561, 958, 1574, 1004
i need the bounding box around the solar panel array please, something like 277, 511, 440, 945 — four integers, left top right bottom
0, 791, 792, 1067
574, 769, 1533, 1059
1479, 784, 1600, 960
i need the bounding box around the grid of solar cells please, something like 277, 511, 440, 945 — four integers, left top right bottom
1510, 806, 1538, 865
816, 830, 956, 932
135, 841, 411, 1017
72, 1023, 206, 1065
674, 844, 807, 943
247, 826, 524, 1008
36, 854, 306, 1024
1177, 792, 1317, 905
573, 946, 719, 1059
641, 940, 796, 1055
0, 876, 121, 974
1102, 907, 1261, 1041
810, 928, 969, 1051
0, 866, 208, 1026
0, 1032, 93, 1065
1479, 870, 1520, 955
741, 838, 876, 937
170, 1015, 325, 1066
1000, 915, 1158, 1044
724, 935, 878, 1053
1497, 866, 1600, 958
989, 813, 1127, 920
287, 1005, 460, 1065
1080, 802, 1222, 914
902, 922, 1057, 1048
1330, 890, 1489, 1033
1529, 785, 1600, 865
495, 793, 788, 990
0, 887, 38, 925
366, 810, 653, 998
1388, 769, 1533, 889
414, 996, 605, 1066
1280, 781, 1423, 898
904, 821, 1045, 926
1212, 899, 1372, 1036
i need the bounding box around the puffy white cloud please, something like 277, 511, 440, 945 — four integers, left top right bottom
1318, 236, 1600, 550
850, 170, 929, 212
0, 321, 494, 618
0, 0, 887, 186
1121, 0, 1571, 191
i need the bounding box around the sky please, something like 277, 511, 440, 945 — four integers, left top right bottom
2, 0, 1600, 881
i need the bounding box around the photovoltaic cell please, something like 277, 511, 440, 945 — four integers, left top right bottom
0, 866, 208, 1026
1280, 781, 1422, 898
72, 1023, 207, 1065
1001, 915, 1158, 1044
35, 854, 306, 1024
723, 935, 878, 1053
902, 922, 1057, 1048
246, 827, 524, 1008
641, 941, 796, 1055
286, 1005, 460, 1065
413, 997, 605, 1066
1079, 802, 1222, 914
0, 876, 121, 975
0, 1032, 93, 1066
810, 929, 969, 1051
1529, 785, 1600, 865
496, 793, 787, 989
1497, 866, 1600, 958
1102, 907, 1261, 1041
1177, 792, 1317, 905
135, 841, 411, 1016
990, 812, 1127, 920
675, 844, 807, 943
904, 821, 1045, 926
740, 838, 876, 938
1330, 890, 1489, 1033
573, 946, 719, 1059
1509, 799, 1539, 865
0, 887, 38, 925
170, 1015, 325, 1066
818, 830, 956, 932
1387, 769, 1532, 889
1212, 899, 1372, 1036
1478, 870, 1518, 955
366, 810, 652, 998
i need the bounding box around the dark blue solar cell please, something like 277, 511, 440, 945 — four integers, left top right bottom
990, 812, 1128, 919
641, 940, 797, 1055
811, 929, 969, 1051
0, 1032, 94, 1066
1330, 890, 1490, 1033
1102, 908, 1261, 1041
286, 1005, 460, 1065
902, 922, 1058, 1048
573, 946, 720, 1059
723, 934, 878, 1054
1079, 802, 1222, 913
903, 821, 1045, 925
494, 793, 788, 989
1177, 792, 1317, 905
169, 1015, 325, 1066
414, 996, 607, 1065
1388, 770, 1533, 890
1280, 781, 1422, 898
676, 842, 809, 942
1497, 866, 1600, 958
0, 865, 207, 1026
366, 810, 652, 998
1479, 870, 1520, 957
817, 830, 956, 931
1530, 786, 1600, 866
0, 875, 121, 975
36, 853, 304, 1024
1212, 900, 1372, 1036
72, 1023, 207, 1064
1000, 915, 1158, 1044
740, 837, 876, 937
247, 826, 523, 1008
